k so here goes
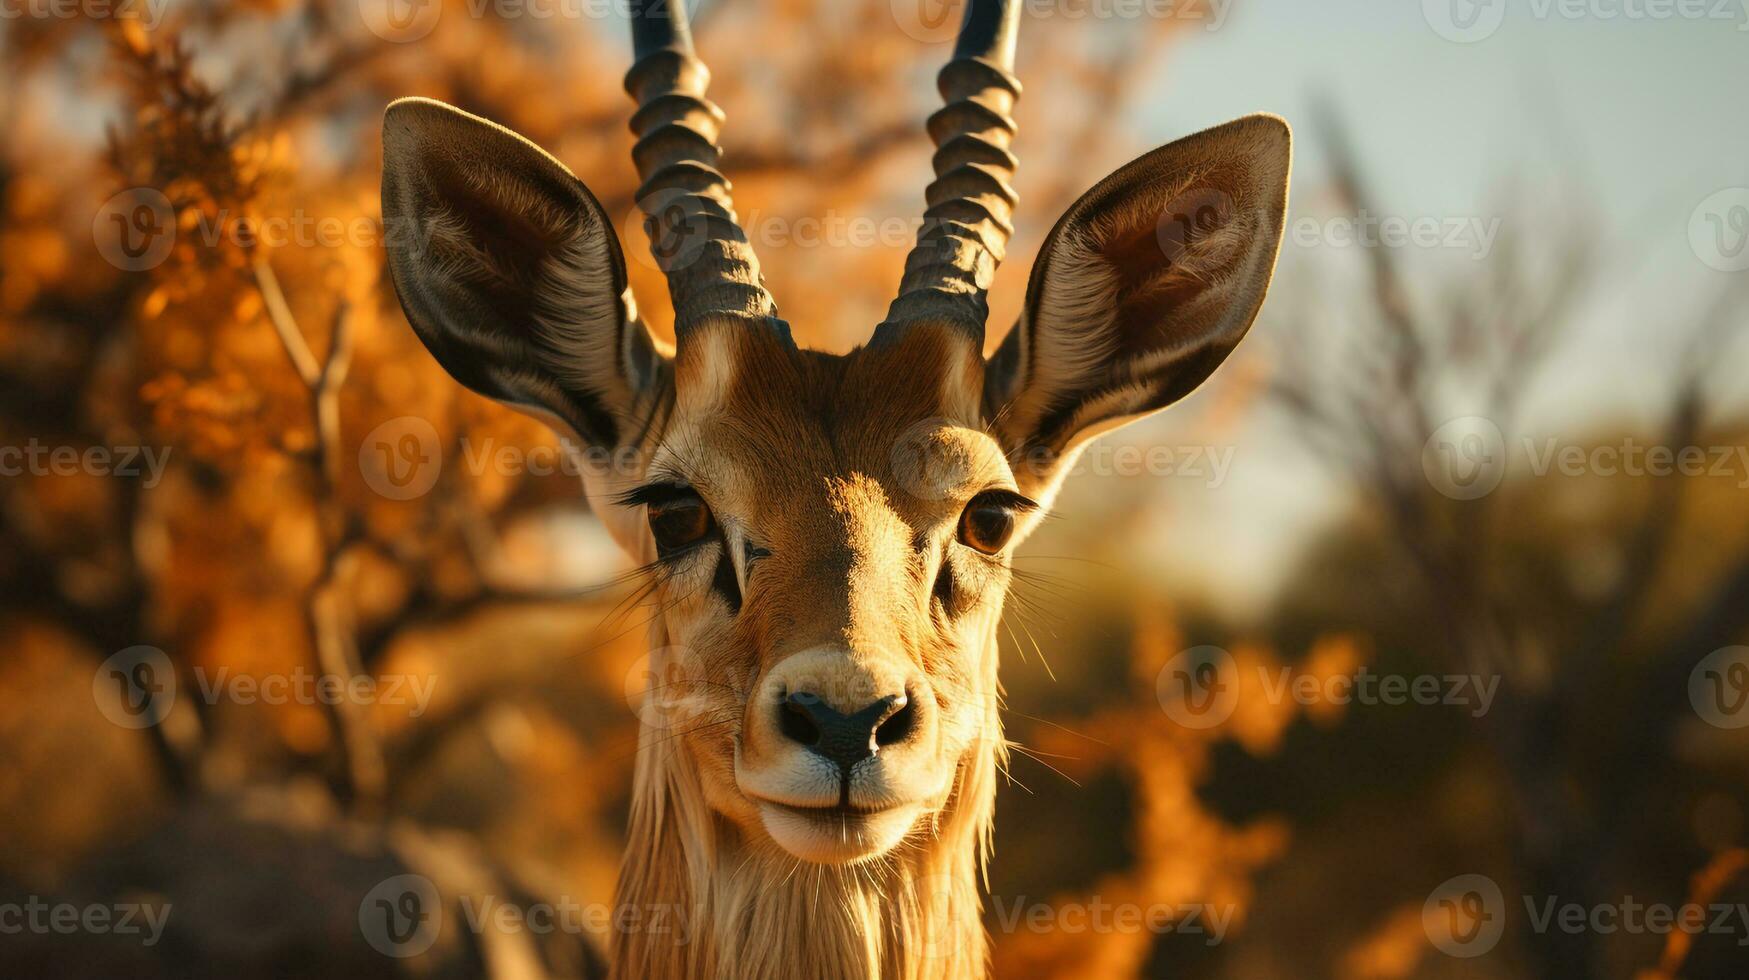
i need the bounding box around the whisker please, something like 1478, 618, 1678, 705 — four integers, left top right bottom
1007, 741, 1082, 788
1003, 709, 1110, 747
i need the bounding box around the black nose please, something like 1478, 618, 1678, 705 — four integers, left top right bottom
779, 690, 916, 771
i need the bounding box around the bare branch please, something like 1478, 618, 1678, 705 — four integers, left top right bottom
253, 258, 320, 388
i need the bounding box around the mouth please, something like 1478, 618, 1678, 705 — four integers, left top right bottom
752, 797, 921, 863
767, 800, 895, 822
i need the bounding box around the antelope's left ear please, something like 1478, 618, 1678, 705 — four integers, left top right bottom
381, 97, 667, 454
984, 114, 1290, 498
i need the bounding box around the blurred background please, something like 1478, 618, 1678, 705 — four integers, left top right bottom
2, 0, 1747, 977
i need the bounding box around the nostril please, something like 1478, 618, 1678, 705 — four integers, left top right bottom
781, 689, 916, 768
875, 693, 917, 747
780, 693, 823, 747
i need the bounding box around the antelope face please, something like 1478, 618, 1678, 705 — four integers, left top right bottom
381, 3, 1290, 866
623, 324, 1029, 863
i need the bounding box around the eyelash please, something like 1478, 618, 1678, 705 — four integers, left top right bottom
615, 481, 699, 509
968, 488, 1039, 516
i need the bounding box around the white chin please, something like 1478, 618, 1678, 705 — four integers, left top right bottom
758, 803, 919, 864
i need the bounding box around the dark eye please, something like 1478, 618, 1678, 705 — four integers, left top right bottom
649, 494, 714, 556
958, 490, 1032, 555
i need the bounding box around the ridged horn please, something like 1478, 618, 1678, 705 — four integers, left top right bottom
625, 0, 790, 344
875, 0, 1021, 346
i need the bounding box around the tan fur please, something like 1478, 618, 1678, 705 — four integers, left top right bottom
382, 89, 1291, 979
611, 326, 1006, 979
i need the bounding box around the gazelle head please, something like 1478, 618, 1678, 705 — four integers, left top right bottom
381, 0, 1287, 881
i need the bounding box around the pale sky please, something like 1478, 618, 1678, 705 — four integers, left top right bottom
1041, 0, 1749, 619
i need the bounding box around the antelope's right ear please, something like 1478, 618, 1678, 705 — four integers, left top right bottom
381, 97, 667, 450
983, 114, 1291, 500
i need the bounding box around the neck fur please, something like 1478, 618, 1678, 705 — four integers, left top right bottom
609, 649, 1001, 980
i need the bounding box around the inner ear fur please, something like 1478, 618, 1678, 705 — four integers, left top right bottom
985, 114, 1291, 474
382, 97, 665, 450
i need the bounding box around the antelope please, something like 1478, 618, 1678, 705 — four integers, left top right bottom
380, 0, 1289, 976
